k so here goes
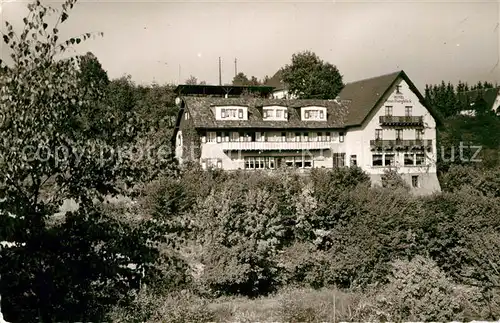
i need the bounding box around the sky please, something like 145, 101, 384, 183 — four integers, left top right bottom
1, 0, 499, 92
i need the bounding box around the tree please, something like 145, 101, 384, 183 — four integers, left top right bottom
185, 75, 198, 85
232, 72, 250, 86
250, 76, 260, 86
281, 51, 344, 99
0, 1, 179, 321
78, 51, 109, 95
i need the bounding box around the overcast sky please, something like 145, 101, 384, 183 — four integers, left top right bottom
1, 0, 499, 92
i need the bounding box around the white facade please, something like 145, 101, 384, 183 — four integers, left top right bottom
174, 73, 441, 194
341, 78, 440, 194
271, 89, 296, 100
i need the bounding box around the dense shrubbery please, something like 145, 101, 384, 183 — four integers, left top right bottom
114, 162, 500, 322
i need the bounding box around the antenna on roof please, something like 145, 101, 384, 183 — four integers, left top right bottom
218, 57, 222, 86
234, 58, 237, 77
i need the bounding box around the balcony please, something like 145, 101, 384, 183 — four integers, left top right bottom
370, 139, 432, 151
379, 116, 423, 126
220, 141, 333, 151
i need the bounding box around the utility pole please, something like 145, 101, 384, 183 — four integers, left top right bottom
178, 64, 181, 85
218, 57, 222, 86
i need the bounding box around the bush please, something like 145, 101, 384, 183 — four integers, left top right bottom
278, 287, 365, 322
195, 180, 287, 296
108, 289, 215, 323
381, 168, 410, 191
373, 256, 483, 322
440, 164, 500, 197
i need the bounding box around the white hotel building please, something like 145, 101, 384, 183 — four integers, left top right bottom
172, 70, 442, 194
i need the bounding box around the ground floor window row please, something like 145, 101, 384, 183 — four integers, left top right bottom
202, 131, 345, 143
372, 153, 427, 167
244, 156, 314, 169
201, 158, 223, 169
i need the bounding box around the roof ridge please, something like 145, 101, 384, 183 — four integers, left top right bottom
344, 70, 402, 85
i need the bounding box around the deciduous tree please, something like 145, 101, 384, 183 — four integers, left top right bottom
281, 51, 344, 99
0, 1, 179, 321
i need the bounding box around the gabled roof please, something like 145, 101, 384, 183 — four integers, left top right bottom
338, 70, 442, 126
457, 87, 500, 111
180, 97, 348, 129
265, 70, 286, 91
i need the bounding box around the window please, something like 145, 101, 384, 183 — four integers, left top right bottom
221, 109, 226, 118
216, 131, 222, 143
294, 158, 303, 168
320, 110, 325, 119
375, 129, 383, 140
385, 106, 393, 116
303, 132, 309, 142
204, 158, 222, 169
185, 112, 190, 120
415, 153, 425, 166
238, 109, 243, 119
416, 129, 424, 140
404, 153, 414, 166
295, 132, 301, 142
284, 110, 288, 119
268, 157, 275, 169
305, 111, 310, 119
222, 132, 230, 142
255, 157, 265, 169
339, 132, 345, 143
385, 154, 395, 166
411, 175, 419, 188
304, 155, 313, 168
333, 153, 345, 167
245, 157, 278, 170
276, 110, 282, 118
245, 157, 254, 169
350, 155, 357, 166
281, 132, 286, 142
372, 154, 383, 166
396, 85, 402, 94
177, 133, 182, 147
208, 132, 216, 143
317, 132, 323, 141
405, 106, 412, 117
231, 132, 239, 142
396, 129, 403, 141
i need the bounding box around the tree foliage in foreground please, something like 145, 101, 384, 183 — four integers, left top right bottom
0, 1, 181, 321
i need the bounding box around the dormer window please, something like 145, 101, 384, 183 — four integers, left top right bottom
301, 106, 327, 121
215, 106, 247, 120
263, 106, 288, 121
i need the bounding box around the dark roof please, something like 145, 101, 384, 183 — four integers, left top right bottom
174, 84, 275, 97
181, 97, 348, 129
338, 70, 442, 126
265, 70, 286, 91
457, 87, 500, 111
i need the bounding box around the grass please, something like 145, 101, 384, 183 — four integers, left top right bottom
207, 287, 368, 322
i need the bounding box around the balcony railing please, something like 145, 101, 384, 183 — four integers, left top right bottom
370, 139, 432, 151
379, 116, 424, 126
220, 141, 333, 151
